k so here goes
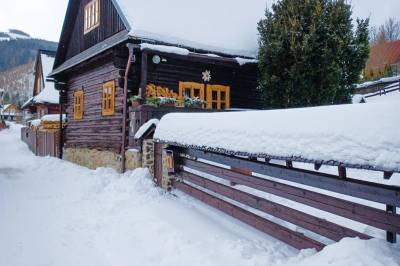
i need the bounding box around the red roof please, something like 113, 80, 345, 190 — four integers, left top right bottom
365, 40, 400, 72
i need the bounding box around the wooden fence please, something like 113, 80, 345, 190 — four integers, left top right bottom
364, 80, 400, 99
21, 127, 60, 157
156, 145, 399, 251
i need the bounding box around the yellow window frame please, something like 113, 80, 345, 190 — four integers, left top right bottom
206, 85, 230, 110
179, 82, 205, 100
84, 0, 100, 34
73, 90, 84, 120
102, 80, 115, 116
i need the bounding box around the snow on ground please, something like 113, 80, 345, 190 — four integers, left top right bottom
155, 101, 400, 172
1, 123, 399, 266
366, 91, 400, 103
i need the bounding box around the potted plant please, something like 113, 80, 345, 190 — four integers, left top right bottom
158, 97, 177, 107
128, 95, 143, 108
184, 97, 206, 108
145, 97, 161, 107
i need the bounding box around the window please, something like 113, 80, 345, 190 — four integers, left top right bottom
102, 80, 115, 116
73, 90, 84, 120
179, 82, 205, 100
206, 85, 230, 110
84, 0, 100, 34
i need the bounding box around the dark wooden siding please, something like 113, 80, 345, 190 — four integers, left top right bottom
65, 0, 126, 60
64, 55, 124, 153
145, 53, 263, 109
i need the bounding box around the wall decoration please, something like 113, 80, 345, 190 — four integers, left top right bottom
146, 84, 179, 98
202, 70, 212, 82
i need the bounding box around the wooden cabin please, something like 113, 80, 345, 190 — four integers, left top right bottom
22, 50, 59, 120
1, 104, 22, 122
49, 0, 265, 171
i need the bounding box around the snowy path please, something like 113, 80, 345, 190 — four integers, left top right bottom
1, 124, 399, 266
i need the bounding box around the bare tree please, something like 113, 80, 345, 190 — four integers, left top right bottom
370, 17, 400, 44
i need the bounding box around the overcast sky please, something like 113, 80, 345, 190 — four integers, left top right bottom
0, 0, 399, 42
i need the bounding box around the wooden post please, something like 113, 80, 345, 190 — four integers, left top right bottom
121, 43, 135, 173
139, 51, 148, 99
338, 166, 347, 178
386, 205, 397, 243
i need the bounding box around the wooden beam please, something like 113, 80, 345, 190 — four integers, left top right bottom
181, 158, 400, 233
180, 149, 400, 207
139, 51, 148, 99
182, 171, 371, 242
175, 181, 325, 251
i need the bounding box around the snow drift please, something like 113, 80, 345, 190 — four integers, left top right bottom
154, 102, 400, 172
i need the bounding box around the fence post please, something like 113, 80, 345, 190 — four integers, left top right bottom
386, 205, 397, 243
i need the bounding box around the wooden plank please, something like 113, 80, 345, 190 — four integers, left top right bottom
174, 181, 325, 251
182, 171, 371, 242
181, 158, 400, 233
181, 149, 400, 207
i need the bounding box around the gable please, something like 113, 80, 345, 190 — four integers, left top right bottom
55, 0, 127, 68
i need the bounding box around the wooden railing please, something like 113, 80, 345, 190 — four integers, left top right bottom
156, 145, 399, 251
364, 80, 400, 98
21, 127, 60, 157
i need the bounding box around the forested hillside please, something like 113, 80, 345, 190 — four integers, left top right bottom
0, 29, 57, 72
0, 61, 35, 107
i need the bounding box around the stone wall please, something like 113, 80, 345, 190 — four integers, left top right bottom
63, 148, 122, 172
63, 145, 146, 174
125, 149, 142, 171
142, 139, 155, 176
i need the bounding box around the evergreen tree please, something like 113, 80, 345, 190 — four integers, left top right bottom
258, 0, 370, 108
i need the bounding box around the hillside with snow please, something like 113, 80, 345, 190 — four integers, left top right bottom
0, 29, 57, 72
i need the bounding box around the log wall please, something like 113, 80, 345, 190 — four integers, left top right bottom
64, 55, 124, 153
145, 52, 264, 109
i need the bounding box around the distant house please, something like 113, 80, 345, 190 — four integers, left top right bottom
22, 50, 59, 120
1, 103, 22, 121
48, 0, 265, 171
364, 40, 400, 80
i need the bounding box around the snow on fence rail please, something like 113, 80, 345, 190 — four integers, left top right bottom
154, 101, 400, 173
153, 102, 400, 251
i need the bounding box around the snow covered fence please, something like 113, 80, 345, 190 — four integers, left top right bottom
364, 80, 400, 99
157, 145, 400, 251
153, 102, 400, 251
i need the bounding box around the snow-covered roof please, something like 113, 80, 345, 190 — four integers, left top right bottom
30, 119, 41, 126
134, 119, 159, 140
155, 102, 400, 172
139, 43, 259, 65
41, 114, 66, 122
21, 97, 34, 109
32, 54, 58, 105
115, 0, 265, 57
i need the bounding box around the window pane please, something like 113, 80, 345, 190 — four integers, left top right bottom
220, 103, 226, 109
212, 102, 218, 109
184, 88, 190, 98
193, 89, 200, 97
221, 91, 226, 101
212, 90, 218, 100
